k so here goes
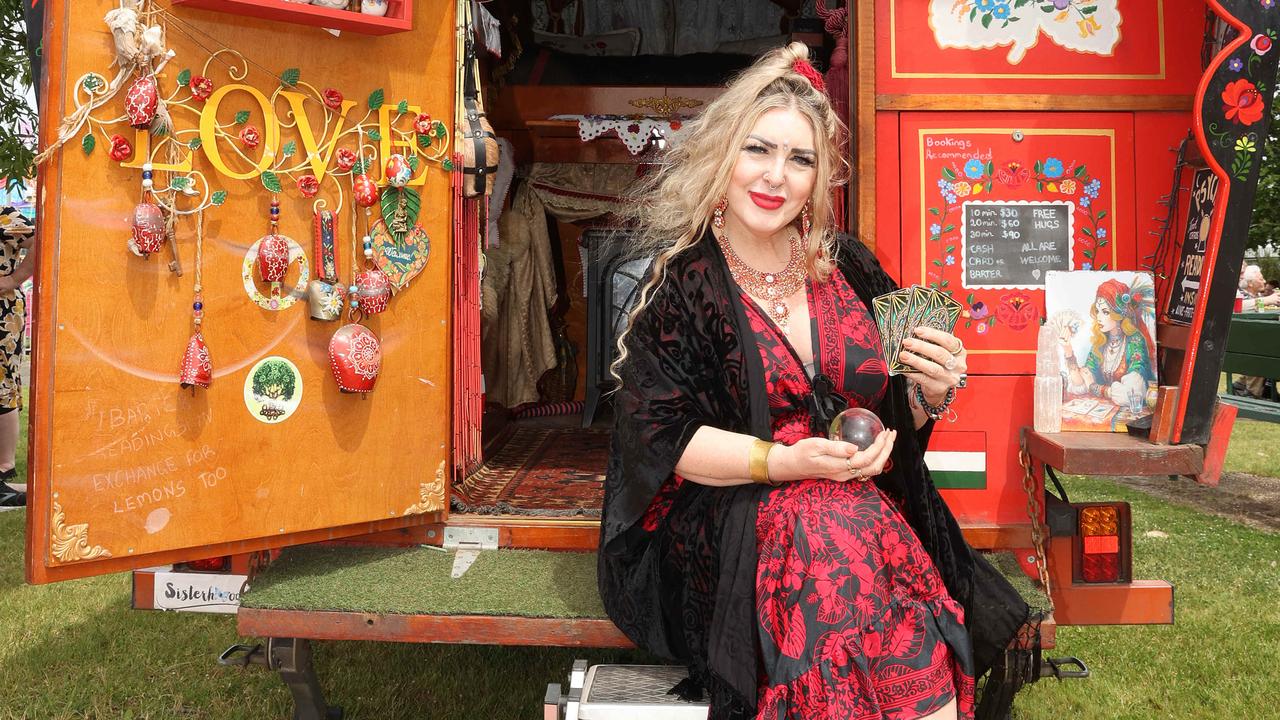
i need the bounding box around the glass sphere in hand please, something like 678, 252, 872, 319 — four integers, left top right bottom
828, 408, 885, 451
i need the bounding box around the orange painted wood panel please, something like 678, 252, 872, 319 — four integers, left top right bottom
27, 0, 456, 583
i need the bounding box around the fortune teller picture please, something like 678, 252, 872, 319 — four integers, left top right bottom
1045, 270, 1158, 432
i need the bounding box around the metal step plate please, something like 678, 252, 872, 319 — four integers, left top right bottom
578, 665, 709, 720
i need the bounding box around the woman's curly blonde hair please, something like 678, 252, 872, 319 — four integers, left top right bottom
611, 42, 850, 385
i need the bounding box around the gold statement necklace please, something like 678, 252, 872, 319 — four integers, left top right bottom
717, 229, 806, 332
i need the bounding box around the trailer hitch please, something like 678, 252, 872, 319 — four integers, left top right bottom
1041, 656, 1090, 680
220, 638, 343, 720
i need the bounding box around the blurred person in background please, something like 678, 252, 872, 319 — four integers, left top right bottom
1233, 265, 1279, 400
0, 208, 32, 506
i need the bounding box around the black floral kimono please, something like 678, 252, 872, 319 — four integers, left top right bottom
599, 230, 1036, 719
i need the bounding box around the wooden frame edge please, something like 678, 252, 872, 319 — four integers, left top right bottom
237, 608, 634, 648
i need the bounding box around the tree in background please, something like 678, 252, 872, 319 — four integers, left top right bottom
1250, 96, 1280, 258
0, 0, 37, 193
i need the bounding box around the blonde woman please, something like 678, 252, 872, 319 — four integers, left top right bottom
599, 44, 1034, 719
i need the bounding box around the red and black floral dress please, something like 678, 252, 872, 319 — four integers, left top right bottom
745, 272, 974, 719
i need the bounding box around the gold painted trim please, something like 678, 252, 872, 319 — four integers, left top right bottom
49, 499, 111, 564
916, 127, 1119, 356
404, 461, 447, 515
890, 0, 1166, 80
628, 95, 703, 116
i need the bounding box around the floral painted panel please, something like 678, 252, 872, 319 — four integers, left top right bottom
900, 115, 1135, 375
929, 0, 1121, 64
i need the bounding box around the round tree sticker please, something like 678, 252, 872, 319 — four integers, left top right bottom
244, 356, 303, 424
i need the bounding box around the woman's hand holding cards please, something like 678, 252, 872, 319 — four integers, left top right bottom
898, 326, 967, 406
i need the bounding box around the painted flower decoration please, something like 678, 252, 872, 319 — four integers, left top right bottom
970, 302, 989, 320
1236, 136, 1258, 153
1222, 78, 1264, 125
1097, 228, 1107, 239
1229, 57, 1244, 72
336, 148, 358, 171
189, 75, 214, 101
945, 255, 956, 266
1042, 157, 1065, 179
108, 134, 133, 162
963, 158, 985, 179
1252, 34, 1273, 56
1082, 262, 1093, 271
297, 174, 320, 198
995, 291, 1038, 331
1058, 179, 1077, 194
976, 0, 996, 10
953, 181, 972, 197
322, 88, 344, 111
1265, 0, 1276, 8
239, 125, 262, 148
930, 223, 942, 236
413, 113, 433, 135
992, 2, 1011, 20
975, 322, 988, 335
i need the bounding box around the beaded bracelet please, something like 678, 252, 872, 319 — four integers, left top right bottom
914, 382, 956, 421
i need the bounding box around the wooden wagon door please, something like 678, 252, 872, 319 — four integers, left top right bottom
26, 0, 458, 583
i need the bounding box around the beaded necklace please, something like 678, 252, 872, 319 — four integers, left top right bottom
717, 229, 806, 332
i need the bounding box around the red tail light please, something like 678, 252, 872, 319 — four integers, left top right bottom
180, 556, 230, 572
1074, 503, 1131, 584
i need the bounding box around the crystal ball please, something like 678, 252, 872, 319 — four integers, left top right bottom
828, 407, 885, 451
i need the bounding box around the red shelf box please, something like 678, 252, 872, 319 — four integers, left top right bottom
171, 0, 413, 36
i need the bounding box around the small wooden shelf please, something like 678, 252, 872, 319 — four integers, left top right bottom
172, 0, 413, 36
1024, 430, 1203, 476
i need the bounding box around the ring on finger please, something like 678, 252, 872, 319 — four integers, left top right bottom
949, 338, 964, 356
944, 356, 957, 371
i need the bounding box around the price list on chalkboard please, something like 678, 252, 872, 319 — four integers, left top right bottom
961, 201, 1074, 289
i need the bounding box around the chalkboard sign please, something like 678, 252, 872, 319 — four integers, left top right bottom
1164, 167, 1218, 326
961, 201, 1074, 289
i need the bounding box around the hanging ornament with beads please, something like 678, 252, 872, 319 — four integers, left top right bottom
329, 204, 383, 394
371, 154, 430, 290
179, 210, 213, 389
242, 196, 310, 311
307, 209, 347, 321
129, 162, 166, 257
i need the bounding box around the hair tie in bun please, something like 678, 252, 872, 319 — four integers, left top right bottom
791, 58, 827, 94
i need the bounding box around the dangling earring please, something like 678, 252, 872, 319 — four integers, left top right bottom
712, 196, 728, 230
800, 202, 812, 243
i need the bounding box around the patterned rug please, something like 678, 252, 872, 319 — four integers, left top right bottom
452, 426, 609, 517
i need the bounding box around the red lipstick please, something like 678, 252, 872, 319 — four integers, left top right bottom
749, 192, 785, 210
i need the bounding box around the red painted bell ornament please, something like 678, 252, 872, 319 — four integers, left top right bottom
353, 174, 380, 208
257, 234, 292, 284
130, 202, 166, 257
328, 323, 382, 393
179, 332, 213, 389
125, 74, 159, 128
355, 267, 391, 315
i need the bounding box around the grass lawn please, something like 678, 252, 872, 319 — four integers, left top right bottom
0, 415, 1277, 718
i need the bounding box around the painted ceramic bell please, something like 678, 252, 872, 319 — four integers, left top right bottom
385, 154, 412, 188
257, 234, 292, 284
353, 174, 380, 208
179, 333, 213, 389
329, 323, 382, 393
361, 0, 389, 16
130, 202, 166, 257
307, 279, 347, 321
125, 74, 159, 128
355, 267, 391, 315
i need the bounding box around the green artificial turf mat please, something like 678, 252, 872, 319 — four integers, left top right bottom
241, 545, 606, 618
988, 550, 1053, 615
